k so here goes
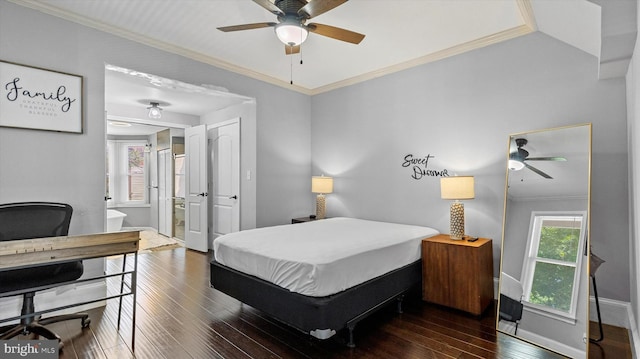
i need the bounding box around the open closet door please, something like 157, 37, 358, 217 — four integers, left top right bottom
185, 125, 208, 252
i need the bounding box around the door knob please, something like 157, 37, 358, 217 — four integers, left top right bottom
229, 195, 238, 200
197, 192, 208, 197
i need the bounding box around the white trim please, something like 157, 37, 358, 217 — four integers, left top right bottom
516, 327, 586, 359
107, 115, 191, 129
7, 0, 535, 95
589, 296, 632, 328
588, 296, 638, 357
521, 211, 587, 322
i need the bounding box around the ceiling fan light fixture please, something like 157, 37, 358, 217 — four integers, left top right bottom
147, 102, 163, 119
275, 23, 308, 46
509, 159, 525, 171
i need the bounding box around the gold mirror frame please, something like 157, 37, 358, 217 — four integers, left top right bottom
497, 123, 592, 358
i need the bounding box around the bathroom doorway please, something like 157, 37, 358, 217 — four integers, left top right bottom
104, 64, 256, 245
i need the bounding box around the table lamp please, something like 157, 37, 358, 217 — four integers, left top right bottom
440, 176, 475, 239
312, 176, 333, 219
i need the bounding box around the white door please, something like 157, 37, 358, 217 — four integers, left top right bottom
185, 125, 208, 252
157, 149, 172, 237
209, 120, 240, 239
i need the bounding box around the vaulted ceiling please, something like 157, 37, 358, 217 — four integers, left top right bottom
9, 0, 637, 96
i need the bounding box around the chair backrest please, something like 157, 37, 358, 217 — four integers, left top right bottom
0, 202, 72, 241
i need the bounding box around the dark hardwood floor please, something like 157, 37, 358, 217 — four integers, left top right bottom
12, 247, 631, 358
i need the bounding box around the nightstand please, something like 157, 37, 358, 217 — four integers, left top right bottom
291, 216, 320, 224
421, 234, 493, 315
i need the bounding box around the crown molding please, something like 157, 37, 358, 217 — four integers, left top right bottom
310, 24, 534, 95
8, 0, 535, 96
6, 0, 313, 95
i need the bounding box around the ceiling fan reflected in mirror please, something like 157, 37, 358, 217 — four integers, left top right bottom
217, 0, 365, 55
508, 138, 567, 179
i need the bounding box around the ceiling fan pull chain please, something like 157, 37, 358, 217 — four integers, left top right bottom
290, 47, 294, 84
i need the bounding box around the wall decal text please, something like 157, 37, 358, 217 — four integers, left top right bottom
402, 154, 449, 180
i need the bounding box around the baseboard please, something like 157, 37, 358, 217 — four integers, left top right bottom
0, 281, 107, 325
517, 328, 585, 358
496, 282, 638, 355
589, 295, 632, 328
627, 303, 640, 359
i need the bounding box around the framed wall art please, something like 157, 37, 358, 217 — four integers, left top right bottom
0, 60, 83, 133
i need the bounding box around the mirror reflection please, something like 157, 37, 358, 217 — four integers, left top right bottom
498, 124, 591, 358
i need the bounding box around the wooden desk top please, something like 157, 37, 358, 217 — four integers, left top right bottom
0, 231, 140, 270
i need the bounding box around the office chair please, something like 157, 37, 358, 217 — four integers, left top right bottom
499, 272, 524, 335
0, 202, 90, 348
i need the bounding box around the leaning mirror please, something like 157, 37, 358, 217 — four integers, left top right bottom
497, 124, 592, 358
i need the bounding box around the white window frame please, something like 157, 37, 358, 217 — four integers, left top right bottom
106, 140, 149, 207
520, 211, 587, 324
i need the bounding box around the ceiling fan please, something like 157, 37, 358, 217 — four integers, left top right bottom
509, 138, 566, 179
217, 0, 365, 55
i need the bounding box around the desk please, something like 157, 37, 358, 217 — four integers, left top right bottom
0, 231, 140, 350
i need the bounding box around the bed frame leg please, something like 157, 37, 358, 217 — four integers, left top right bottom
396, 295, 405, 314
347, 324, 356, 348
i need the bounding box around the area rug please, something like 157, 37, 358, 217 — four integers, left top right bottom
137, 229, 184, 253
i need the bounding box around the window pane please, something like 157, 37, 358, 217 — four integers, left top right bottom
128, 146, 145, 201
537, 220, 581, 262
529, 262, 575, 312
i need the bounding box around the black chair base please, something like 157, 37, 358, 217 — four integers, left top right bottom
0, 314, 91, 349
0, 292, 90, 349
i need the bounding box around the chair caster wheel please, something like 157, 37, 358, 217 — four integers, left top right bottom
82, 318, 91, 328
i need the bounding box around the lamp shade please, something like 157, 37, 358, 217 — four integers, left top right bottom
312, 176, 333, 194
440, 176, 474, 200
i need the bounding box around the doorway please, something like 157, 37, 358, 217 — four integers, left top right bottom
104, 64, 256, 248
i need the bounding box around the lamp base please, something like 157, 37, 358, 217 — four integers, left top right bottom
316, 194, 326, 219
449, 201, 465, 240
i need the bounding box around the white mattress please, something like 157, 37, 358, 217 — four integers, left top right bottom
213, 217, 439, 297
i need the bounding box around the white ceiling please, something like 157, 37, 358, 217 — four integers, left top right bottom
11, 0, 634, 95
11, 0, 536, 94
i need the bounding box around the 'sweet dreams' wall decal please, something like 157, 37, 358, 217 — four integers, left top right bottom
402, 154, 450, 180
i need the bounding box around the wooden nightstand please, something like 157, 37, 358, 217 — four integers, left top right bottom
421, 234, 493, 315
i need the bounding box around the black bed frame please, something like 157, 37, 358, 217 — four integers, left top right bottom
210, 258, 422, 347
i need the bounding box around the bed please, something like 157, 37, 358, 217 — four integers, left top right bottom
210, 217, 439, 346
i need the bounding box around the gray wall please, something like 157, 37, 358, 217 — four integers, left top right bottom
311, 32, 630, 301
0, 0, 311, 236
0, 1, 631, 305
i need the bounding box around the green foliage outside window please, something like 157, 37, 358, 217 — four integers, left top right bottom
529, 262, 575, 312
528, 226, 580, 312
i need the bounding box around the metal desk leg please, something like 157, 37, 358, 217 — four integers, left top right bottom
590, 274, 604, 343
131, 252, 137, 352
117, 253, 127, 329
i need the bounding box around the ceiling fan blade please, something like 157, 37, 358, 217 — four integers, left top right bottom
253, 0, 284, 16
525, 163, 553, 179
217, 22, 277, 32
307, 23, 365, 44
526, 156, 567, 161
285, 45, 300, 55
299, 0, 348, 19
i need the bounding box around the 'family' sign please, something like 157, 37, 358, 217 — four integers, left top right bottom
0, 60, 83, 133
